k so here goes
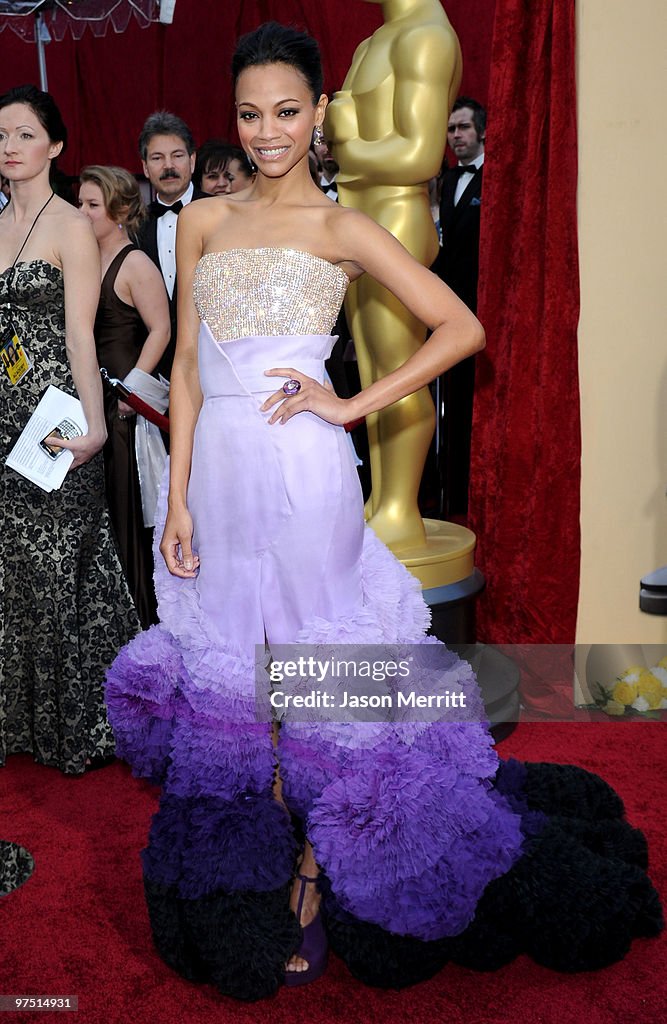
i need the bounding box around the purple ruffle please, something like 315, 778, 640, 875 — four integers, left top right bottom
105, 625, 186, 784
309, 748, 523, 940
141, 793, 296, 897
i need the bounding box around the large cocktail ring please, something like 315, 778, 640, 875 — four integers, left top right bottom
282, 379, 302, 395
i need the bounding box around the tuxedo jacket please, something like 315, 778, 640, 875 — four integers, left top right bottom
137, 188, 211, 379
432, 165, 483, 314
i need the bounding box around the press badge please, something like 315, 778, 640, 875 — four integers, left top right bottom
1, 329, 31, 385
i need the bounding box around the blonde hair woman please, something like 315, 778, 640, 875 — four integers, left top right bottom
79, 165, 170, 627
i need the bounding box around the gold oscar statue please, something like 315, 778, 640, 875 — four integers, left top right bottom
327, 0, 475, 587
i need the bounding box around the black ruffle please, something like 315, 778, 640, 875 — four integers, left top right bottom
319, 873, 450, 988
519, 761, 626, 820
144, 876, 302, 1002
142, 760, 663, 996
317, 762, 663, 988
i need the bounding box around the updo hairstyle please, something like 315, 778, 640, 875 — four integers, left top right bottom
231, 22, 323, 104
80, 165, 146, 238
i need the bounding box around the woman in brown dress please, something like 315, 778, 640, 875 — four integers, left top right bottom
79, 166, 170, 628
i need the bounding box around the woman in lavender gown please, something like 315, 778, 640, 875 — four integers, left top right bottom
106, 23, 662, 1000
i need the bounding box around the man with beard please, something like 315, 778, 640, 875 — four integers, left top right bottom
138, 111, 210, 379
432, 97, 486, 516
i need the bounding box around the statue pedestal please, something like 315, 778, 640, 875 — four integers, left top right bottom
396, 517, 476, 589
395, 517, 483, 643
395, 518, 519, 739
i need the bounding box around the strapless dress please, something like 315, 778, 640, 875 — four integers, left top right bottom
106, 249, 662, 1000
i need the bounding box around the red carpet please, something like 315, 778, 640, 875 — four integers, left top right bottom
2, 723, 664, 1024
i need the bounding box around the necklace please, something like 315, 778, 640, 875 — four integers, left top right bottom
0, 191, 56, 270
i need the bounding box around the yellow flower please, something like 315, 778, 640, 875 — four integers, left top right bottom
621, 666, 644, 681
604, 699, 626, 716
637, 671, 663, 709
613, 679, 638, 706
657, 656, 667, 670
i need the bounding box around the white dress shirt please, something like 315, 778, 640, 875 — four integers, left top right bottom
156, 182, 194, 298
453, 153, 485, 206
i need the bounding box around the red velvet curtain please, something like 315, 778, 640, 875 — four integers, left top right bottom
469, 0, 580, 654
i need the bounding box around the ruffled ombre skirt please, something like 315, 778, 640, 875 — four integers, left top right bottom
106, 328, 662, 1000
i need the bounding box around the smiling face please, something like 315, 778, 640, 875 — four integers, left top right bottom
201, 165, 229, 196
142, 133, 195, 202
0, 103, 62, 184
236, 62, 326, 180
201, 158, 253, 196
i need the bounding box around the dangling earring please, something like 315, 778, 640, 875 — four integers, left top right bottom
313, 124, 324, 146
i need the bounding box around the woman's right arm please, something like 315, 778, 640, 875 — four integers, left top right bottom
159, 204, 205, 578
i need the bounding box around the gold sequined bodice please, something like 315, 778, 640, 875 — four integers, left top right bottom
193, 248, 349, 342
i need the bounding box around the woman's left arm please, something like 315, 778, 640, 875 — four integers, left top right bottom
123, 250, 171, 374
342, 212, 486, 418
57, 214, 107, 468
263, 209, 485, 425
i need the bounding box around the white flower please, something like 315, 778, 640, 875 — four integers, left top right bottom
631, 696, 650, 712
622, 670, 642, 683
649, 666, 667, 686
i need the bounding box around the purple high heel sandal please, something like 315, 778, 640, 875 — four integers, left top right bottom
284, 872, 329, 987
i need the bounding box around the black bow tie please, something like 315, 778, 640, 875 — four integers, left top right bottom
153, 199, 183, 217
455, 164, 480, 176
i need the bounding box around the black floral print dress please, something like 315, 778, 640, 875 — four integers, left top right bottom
0, 260, 140, 774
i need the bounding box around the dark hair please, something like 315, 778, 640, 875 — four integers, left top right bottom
232, 22, 323, 104
138, 110, 195, 161
225, 145, 253, 177
0, 84, 67, 152
193, 139, 253, 189
452, 97, 487, 141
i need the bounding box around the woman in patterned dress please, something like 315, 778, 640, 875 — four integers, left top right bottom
0, 85, 139, 774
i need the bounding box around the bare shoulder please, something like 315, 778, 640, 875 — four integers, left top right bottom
180, 193, 236, 243
123, 249, 155, 274
50, 201, 97, 263
326, 205, 383, 249
51, 198, 94, 236
122, 246, 158, 275
178, 195, 217, 227
324, 206, 396, 279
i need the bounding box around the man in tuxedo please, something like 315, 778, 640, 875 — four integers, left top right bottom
137, 111, 210, 379
313, 138, 339, 203
432, 98, 486, 517
435, 97, 486, 312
